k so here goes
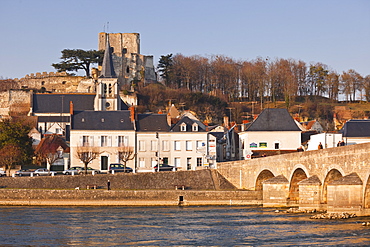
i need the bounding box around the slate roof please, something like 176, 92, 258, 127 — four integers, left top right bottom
33, 94, 95, 113
72, 111, 134, 130
339, 119, 370, 137
136, 114, 170, 132
246, 108, 301, 131
100, 34, 116, 78
38, 116, 70, 123
171, 116, 207, 132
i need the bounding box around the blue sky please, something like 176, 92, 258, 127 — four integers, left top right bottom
1, 0, 369, 79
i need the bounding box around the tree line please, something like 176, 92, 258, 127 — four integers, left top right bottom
157, 54, 370, 105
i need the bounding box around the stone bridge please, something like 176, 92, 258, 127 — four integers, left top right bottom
217, 142, 370, 215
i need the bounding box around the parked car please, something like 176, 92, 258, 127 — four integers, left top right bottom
34, 168, 57, 176
80, 167, 101, 174
153, 164, 177, 172
109, 163, 133, 173
63, 166, 83, 175
0, 168, 6, 177
15, 169, 34, 176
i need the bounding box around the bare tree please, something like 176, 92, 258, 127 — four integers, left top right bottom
118, 146, 136, 172
0, 143, 21, 176
363, 75, 370, 102
75, 146, 100, 174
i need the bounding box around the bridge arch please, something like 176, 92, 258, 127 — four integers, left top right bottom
363, 174, 370, 209
255, 169, 275, 191
322, 169, 343, 204
288, 168, 308, 204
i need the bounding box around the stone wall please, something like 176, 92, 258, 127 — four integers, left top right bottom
0, 170, 261, 206
0, 90, 32, 117
0, 189, 261, 206
17, 72, 83, 93
218, 142, 370, 190
0, 170, 236, 191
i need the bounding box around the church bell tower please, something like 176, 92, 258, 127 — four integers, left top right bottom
95, 34, 120, 111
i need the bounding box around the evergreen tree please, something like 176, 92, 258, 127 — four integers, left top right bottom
0, 119, 33, 166
157, 54, 174, 87
52, 49, 104, 77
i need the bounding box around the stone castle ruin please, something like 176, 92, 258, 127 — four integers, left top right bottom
1, 32, 155, 118
98, 32, 157, 87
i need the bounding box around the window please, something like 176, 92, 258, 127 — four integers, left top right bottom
151, 140, 158, 151
192, 123, 198, 131
139, 140, 146, 151
151, 158, 157, 167
162, 157, 168, 165
118, 136, 128, 147
82, 136, 89, 146
196, 141, 204, 149
174, 141, 181, 151
103, 83, 107, 95
186, 141, 192, 151
139, 158, 145, 168
162, 140, 169, 151
275, 143, 280, 149
180, 123, 187, 132
187, 158, 192, 170
101, 136, 108, 147
174, 157, 181, 168
197, 157, 202, 167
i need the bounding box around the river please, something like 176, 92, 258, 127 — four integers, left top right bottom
0, 206, 369, 246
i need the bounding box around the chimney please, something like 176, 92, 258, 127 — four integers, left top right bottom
69, 101, 74, 115
223, 116, 229, 128
129, 106, 135, 122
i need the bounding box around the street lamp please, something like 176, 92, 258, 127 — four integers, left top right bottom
156, 132, 160, 172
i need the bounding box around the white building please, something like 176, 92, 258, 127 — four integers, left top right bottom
69, 110, 136, 171
239, 108, 302, 159
306, 133, 343, 150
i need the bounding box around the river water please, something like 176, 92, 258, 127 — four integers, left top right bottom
0, 206, 369, 246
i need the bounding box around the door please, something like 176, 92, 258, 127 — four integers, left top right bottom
101, 156, 108, 170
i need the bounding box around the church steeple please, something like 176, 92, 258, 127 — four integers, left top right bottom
100, 34, 116, 78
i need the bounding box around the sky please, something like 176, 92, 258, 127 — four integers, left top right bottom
1, 0, 369, 79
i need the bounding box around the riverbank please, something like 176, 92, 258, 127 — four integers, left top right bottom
0, 189, 262, 206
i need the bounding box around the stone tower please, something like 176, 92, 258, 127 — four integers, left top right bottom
98, 32, 157, 87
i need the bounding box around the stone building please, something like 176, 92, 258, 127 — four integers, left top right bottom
98, 32, 157, 87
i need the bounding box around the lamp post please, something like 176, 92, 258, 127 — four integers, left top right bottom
156, 132, 160, 172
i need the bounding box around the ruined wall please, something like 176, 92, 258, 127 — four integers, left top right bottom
0, 90, 32, 117
16, 72, 83, 93
98, 32, 156, 86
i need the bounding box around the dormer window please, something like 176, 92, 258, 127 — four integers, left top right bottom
81, 118, 85, 122
192, 123, 198, 132
101, 118, 105, 122
180, 123, 187, 132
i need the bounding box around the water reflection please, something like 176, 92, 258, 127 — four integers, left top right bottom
0, 206, 369, 246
